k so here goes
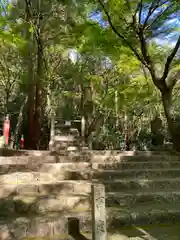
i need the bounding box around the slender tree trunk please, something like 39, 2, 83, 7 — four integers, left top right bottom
31, 0, 43, 150
162, 90, 180, 151
33, 39, 43, 149
27, 57, 35, 149
24, 1, 35, 149
33, 84, 42, 149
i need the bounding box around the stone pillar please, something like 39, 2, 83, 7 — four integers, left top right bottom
91, 184, 106, 240
49, 114, 55, 150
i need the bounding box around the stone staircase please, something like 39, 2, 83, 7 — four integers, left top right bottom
0, 150, 180, 239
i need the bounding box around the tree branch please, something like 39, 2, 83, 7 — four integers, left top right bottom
146, 2, 173, 31
161, 36, 180, 83
98, 0, 144, 64
143, 0, 158, 28
143, 0, 170, 29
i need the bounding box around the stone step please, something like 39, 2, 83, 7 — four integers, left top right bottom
99, 178, 180, 192
87, 150, 180, 156
2, 178, 180, 199
1, 149, 177, 157
0, 212, 88, 240
95, 161, 180, 170
0, 149, 50, 156
91, 154, 180, 162
0, 153, 179, 166
2, 161, 180, 175
1, 203, 180, 239
91, 168, 180, 180
0, 156, 56, 165
55, 152, 180, 162
0, 172, 57, 184
52, 150, 180, 157
0, 177, 180, 197
0, 195, 90, 217
106, 191, 180, 206
0, 163, 91, 175
20, 168, 180, 181
39, 162, 91, 173
0, 154, 91, 164
3, 167, 180, 184
106, 202, 180, 226
2, 190, 180, 218
0, 171, 88, 183
0, 181, 92, 198
0, 170, 89, 182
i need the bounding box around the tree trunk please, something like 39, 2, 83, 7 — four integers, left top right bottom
162, 90, 180, 151
23, 0, 35, 149
32, 0, 43, 150
27, 77, 35, 149
33, 84, 42, 150
27, 50, 35, 149
33, 37, 43, 150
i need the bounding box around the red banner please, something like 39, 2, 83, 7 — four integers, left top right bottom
3, 116, 10, 145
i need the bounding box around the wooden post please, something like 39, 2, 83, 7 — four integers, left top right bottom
92, 184, 106, 240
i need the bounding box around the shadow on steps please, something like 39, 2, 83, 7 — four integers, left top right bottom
68, 217, 90, 240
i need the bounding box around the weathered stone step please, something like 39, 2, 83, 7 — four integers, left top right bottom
18, 168, 180, 182
95, 161, 180, 170
2, 203, 180, 239
0, 195, 90, 217
0, 154, 91, 164
0, 164, 30, 174
2, 178, 180, 199
91, 154, 180, 163
40, 162, 91, 173
12, 168, 178, 182
2, 190, 180, 218
2, 162, 180, 177
0, 181, 92, 198
3, 149, 177, 157
0, 151, 180, 165
2, 178, 180, 198
98, 178, 180, 192
0, 163, 91, 175
87, 150, 180, 156
107, 203, 180, 225
0, 172, 57, 184
4, 167, 180, 185
0, 149, 50, 156
0, 156, 56, 165
91, 168, 180, 179
107, 191, 180, 206
0, 212, 89, 240
106, 203, 180, 226
0, 171, 88, 183
0, 152, 179, 165
0, 178, 180, 198
40, 161, 180, 172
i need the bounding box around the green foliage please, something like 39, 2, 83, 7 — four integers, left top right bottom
0, 0, 178, 149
